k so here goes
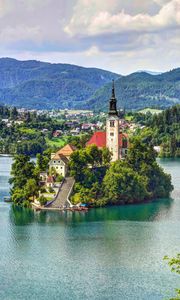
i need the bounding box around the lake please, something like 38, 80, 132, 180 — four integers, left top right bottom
0, 156, 179, 300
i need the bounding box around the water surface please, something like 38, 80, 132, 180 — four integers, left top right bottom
0, 157, 179, 300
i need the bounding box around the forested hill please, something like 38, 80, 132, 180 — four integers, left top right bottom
151, 105, 180, 157
0, 58, 179, 110
0, 58, 119, 109
134, 104, 180, 158
87, 68, 180, 111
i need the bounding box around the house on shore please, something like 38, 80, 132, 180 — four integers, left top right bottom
49, 144, 76, 177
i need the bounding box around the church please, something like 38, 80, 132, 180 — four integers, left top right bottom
87, 81, 128, 161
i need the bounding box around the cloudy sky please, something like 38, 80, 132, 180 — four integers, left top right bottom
0, 0, 179, 74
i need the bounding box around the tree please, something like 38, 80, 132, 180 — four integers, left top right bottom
127, 138, 173, 198
24, 179, 39, 201
86, 144, 102, 167
10, 154, 39, 206
69, 149, 89, 182
103, 160, 149, 204
10, 155, 35, 191
36, 150, 50, 171
11, 189, 25, 205
102, 147, 112, 165
127, 137, 157, 172
10, 107, 18, 120
38, 195, 48, 206
164, 254, 180, 300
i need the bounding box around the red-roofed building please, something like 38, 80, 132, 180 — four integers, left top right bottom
86, 132, 106, 148
46, 175, 55, 188
86, 132, 128, 159
86, 81, 128, 161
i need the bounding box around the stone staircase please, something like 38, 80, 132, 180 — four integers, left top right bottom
47, 177, 75, 209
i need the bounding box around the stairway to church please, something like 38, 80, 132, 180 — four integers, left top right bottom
47, 177, 75, 208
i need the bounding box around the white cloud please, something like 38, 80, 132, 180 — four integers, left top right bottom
0, 0, 12, 17
65, 0, 180, 36
85, 45, 100, 57
0, 0, 74, 44
153, 0, 170, 6
0, 0, 179, 74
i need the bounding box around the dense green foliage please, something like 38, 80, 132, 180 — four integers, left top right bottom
36, 149, 51, 172
164, 254, 180, 300
103, 138, 173, 204
38, 195, 48, 206
69, 145, 111, 205
70, 140, 173, 206
87, 69, 180, 111
134, 105, 180, 157
10, 155, 40, 206
0, 58, 118, 109
0, 107, 48, 155
103, 161, 149, 204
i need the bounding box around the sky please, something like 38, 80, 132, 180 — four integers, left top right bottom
0, 0, 179, 74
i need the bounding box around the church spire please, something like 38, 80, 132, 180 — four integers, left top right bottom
112, 79, 115, 98
109, 80, 118, 116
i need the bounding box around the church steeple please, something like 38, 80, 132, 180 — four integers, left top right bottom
109, 80, 118, 116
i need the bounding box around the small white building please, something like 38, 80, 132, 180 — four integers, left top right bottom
49, 154, 69, 177
49, 144, 76, 177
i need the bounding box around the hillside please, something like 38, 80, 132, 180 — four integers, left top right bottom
134, 105, 180, 157
0, 58, 179, 110
86, 69, 180, 111
0, 58, 119, 109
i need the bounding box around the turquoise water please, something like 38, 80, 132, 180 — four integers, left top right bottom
0, 157, 179, 300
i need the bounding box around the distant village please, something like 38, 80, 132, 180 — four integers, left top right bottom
1, 107, 139, 137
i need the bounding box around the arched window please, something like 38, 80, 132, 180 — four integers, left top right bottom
110, 120, 114, 127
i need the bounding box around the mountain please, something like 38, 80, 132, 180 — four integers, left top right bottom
86, 69, 180, 111
137, 70, 162, 75
0, 58, 120, 109
0, 58, 179, 111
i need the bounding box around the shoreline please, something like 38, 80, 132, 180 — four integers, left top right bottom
28, 196, 173, 212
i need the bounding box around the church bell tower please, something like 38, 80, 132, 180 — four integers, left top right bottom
106, 80, 120, 161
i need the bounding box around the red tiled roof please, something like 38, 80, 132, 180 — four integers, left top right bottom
47, 176, 55, 183
55, 144, 76, 158
86, 132, 128, 148
86, 132, 106, 148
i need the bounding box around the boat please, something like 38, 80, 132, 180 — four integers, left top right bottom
4, 196, 12, 203
71, 206, 88, 212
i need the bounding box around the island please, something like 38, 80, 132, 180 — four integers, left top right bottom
9, 83, 174, 209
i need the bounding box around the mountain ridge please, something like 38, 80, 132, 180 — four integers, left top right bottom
0, 58, 179, 110
86, 68, 180, 111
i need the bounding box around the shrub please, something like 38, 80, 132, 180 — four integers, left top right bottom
40, 187, 47, 193
38, 195, 48, 206
56, 175, 64, 182
48, 186, 55, 193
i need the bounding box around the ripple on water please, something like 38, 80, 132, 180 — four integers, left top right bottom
0, 157, 179, 300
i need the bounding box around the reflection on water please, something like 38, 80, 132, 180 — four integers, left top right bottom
0, 156, 180, 300
9, 198, 174, 226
